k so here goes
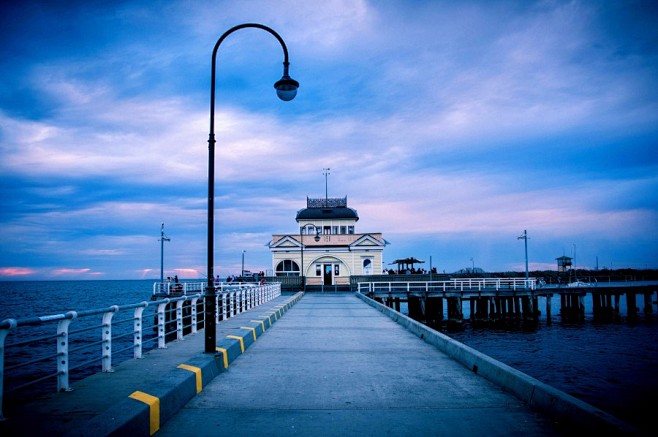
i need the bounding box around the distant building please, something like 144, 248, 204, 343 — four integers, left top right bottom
269, 197, 388, 286
556, 256, 573, 272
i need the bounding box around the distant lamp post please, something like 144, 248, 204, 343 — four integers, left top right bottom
470, 257, 475, 274
205, 23, 299, 353
241, 250, 246, 278
518, 230, 529, 288
300, 223, 321, 291
159, 223, 171, 286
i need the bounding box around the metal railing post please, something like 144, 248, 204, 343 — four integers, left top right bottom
175, 300, 184, 341
190, 296, 199, 333
56, 312, 77, 390
134, 304, 147, 359
0, 319, 17, 420
215, 293, 220, 324
157, 300, 169, 349
101, 306, 119, 372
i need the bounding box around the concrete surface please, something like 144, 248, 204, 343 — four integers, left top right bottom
156, 293, 568, 436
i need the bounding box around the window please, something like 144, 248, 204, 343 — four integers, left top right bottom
315, 264, 322, 276
276, 260, 300, 277
348, 226, 354, 234
300, 225, 316, 235
363, 259, 372, 275
340, 226, 346, 234
332, 226, 338, 235
334, 264, 340, 276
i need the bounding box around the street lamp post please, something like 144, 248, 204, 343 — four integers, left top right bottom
205, 23, 299, 353
159, 223, 170, 286
241, 250, 246, 278
299, 224, 321, 291
518, 230, 529, 288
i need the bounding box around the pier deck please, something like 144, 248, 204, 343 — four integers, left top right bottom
2, 293, 638, 436
159, 293, 561, 436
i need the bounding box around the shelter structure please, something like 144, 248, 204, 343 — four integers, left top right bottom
389, 257, 425, 273
269, 197, 388, 287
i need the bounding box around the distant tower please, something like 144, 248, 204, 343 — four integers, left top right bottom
556, 256, 572, 272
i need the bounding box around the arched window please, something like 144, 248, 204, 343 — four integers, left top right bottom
276, 260, 300, 277
363, 258, 373, 275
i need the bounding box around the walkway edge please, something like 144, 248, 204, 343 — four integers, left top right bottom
355, 292, 640, 435
70, 292, 305, 437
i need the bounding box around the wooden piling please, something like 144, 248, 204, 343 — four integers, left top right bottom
408, 295, 423, 321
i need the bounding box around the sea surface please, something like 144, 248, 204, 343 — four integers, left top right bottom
1, 280, 657, 434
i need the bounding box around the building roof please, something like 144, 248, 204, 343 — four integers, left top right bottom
295, 197, 359, 222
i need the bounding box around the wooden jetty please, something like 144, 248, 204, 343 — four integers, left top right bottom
357, 279, 658, 326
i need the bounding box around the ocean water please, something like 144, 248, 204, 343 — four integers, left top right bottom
1, 281, 657, 434
0, 280, 160, 398
448, 321, 658, 433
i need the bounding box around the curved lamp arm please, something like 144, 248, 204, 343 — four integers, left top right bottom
209, 23, 299, 137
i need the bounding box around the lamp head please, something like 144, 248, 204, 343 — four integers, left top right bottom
274, 75, 299, 101
314, 229, 321, 242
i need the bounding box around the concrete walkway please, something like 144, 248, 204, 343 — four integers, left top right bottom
157, 293, 564, 436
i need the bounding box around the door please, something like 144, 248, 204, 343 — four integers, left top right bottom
323, 264, 333, 285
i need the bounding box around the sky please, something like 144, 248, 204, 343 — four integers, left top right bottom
1, 0, 657, 281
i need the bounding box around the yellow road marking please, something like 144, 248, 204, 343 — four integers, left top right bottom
258, 315, 272, 326
241, 326, 257, 341
251, 319, 266, 332
177, 364, 202, 394
215, 347, 229, 368
227, 335, 245, 353
129, 391, 160, 435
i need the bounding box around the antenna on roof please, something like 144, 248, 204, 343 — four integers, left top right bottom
323, 167, 330, 204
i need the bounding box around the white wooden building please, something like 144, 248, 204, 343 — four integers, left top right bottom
269, 197, 388, 287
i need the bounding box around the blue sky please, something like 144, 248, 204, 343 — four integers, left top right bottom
1, 0, 657, 280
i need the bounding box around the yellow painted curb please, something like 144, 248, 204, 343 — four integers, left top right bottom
177, 364, 202, 394
227, 335, 245, 353
241, 326, 257, 341
215, 347, 229, 368
129, 391, 160, 435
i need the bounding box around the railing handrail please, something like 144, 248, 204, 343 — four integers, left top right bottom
151, 281, 262, 296
357, 277, 537, 293
0, 282, 281, 419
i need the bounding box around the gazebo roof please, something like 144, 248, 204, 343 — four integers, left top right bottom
389, 257, 425, 265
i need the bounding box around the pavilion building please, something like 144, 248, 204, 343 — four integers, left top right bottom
269, 197, 388, 287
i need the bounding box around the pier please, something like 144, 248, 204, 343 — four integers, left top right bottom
359, 279, 658, 326
1, 290, 641, 436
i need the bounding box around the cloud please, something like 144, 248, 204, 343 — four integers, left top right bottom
0, 267, 36, 277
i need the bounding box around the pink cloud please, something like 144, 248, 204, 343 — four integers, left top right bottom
0, 267, 36, 277
52, 268, 93, 276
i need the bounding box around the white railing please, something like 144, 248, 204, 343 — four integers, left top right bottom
151, 281, 262, 296
0, 282, 281, 419
357, 278, 537, 294
152, 281, 205, 295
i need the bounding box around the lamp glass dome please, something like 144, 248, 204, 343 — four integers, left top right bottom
274, 76, 299, 101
